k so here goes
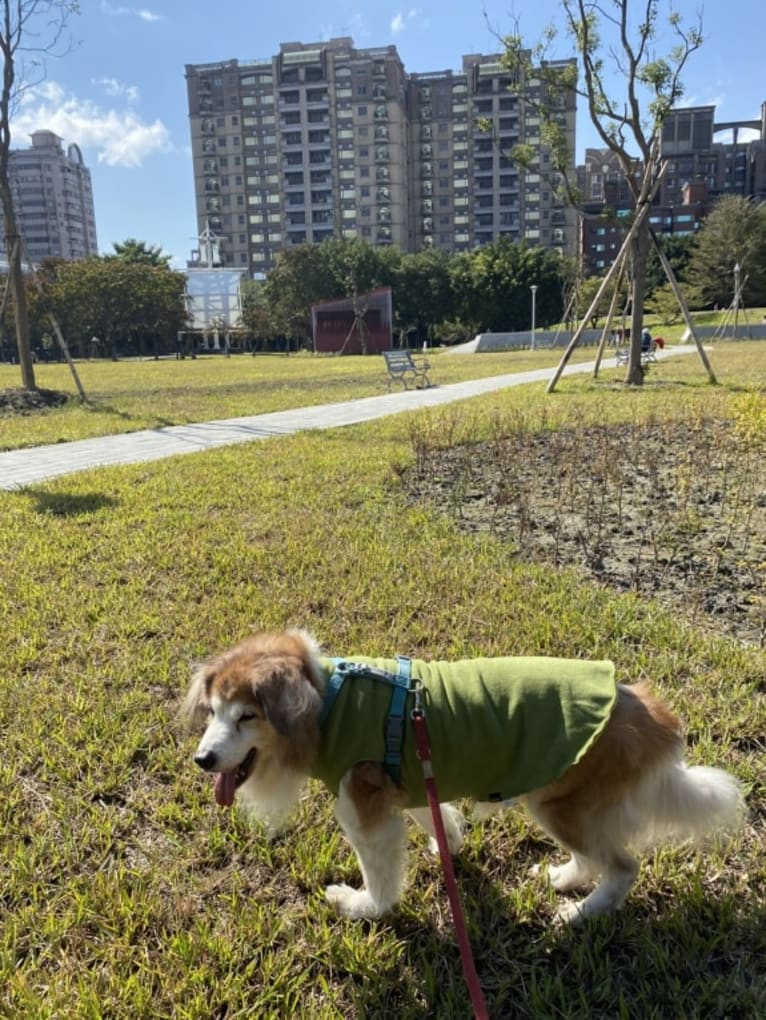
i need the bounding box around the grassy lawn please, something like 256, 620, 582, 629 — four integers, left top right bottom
0, 347, 600, 451
0, 343, 763, 1018
0, 327, 736, 452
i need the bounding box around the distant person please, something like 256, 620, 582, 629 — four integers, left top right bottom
641, 328, 652, 353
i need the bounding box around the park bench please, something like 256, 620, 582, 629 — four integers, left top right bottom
382, 349, 432, 390
615, 339, 658, 367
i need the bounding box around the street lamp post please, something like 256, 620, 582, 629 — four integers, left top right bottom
530, 284, 538, 351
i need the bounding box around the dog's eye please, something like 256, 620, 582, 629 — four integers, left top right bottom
239, 712, 256, 723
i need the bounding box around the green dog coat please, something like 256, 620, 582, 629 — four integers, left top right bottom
313, 656, 617, 807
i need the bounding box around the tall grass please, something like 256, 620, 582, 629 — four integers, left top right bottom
0, 342, 763, 1018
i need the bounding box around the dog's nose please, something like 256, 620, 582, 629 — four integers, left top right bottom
194, 749, 218, 771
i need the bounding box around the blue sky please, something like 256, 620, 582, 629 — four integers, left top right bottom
9, 1, 765, 268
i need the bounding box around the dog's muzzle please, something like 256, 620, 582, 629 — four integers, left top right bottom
194, 749, 218, 771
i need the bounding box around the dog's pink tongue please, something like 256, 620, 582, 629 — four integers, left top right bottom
213, 770, 237, 808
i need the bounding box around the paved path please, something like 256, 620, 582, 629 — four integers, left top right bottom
0, 348, 694, 490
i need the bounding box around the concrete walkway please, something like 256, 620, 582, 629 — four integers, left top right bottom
0, 348, 694, 490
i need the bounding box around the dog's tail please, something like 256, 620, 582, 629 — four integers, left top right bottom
634, 761, 746, 848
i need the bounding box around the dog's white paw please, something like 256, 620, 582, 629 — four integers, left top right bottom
325, 884, 380, 920
535, 857, 594, 892
553, 899, 586, 926
427, 813, 465, 857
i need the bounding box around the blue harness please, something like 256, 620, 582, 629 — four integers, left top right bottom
319, 656, 413, 781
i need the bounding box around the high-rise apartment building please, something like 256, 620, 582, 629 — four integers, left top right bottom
2, 130, 98, 263
576, 102, 766, 274
659, 103, 766, 205
185, 38, 577, 275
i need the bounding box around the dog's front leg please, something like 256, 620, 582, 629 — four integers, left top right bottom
325, 764, 407, 919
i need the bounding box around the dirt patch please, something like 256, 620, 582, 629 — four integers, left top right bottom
0, 387, 69, 416
404, 418, 766, 646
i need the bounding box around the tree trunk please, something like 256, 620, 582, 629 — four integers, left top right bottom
1, 186, 36, 390
625, 219, 651, 387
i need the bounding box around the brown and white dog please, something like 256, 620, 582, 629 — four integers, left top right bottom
183, 629, 745, 923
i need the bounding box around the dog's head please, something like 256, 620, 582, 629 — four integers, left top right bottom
183, 630, 324, 810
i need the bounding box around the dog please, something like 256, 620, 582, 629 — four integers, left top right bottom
183, 629, 745, 923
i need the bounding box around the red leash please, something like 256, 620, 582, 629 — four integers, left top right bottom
411, 693, 490, 1020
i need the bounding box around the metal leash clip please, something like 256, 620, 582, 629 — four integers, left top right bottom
411, 679, 425, 719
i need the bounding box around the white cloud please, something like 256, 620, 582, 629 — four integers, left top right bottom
13, 81, 171, 167
390, 8, 430, 37
100, 2, 164, 22
92, 77, 140, 103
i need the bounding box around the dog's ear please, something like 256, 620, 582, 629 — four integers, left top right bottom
180, 656, 222, 729
250, 659, 322, 765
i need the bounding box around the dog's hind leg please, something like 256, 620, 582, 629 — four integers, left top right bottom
325, 764, 407, 919
408, 803, 465, 855
536, 852, 595, 892
553, 849, 638, 924
526, 797, 638, 924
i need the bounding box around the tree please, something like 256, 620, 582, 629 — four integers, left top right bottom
262, 238, 400, 345
262, 243, 338, 338
501, 1, 703, 385
645, 231, 696, 297
44, 256, 187, 357
393, 248, 453, 345
0, 1, 78, 389
108, 238, 173, 268
687, 196, 766, 309
577, 270, 629, 327
450, 238, 565, 334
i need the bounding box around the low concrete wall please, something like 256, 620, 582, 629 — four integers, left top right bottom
474, 322, 766, 352
474, 329, 606, 352
681, 323, 766, 341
